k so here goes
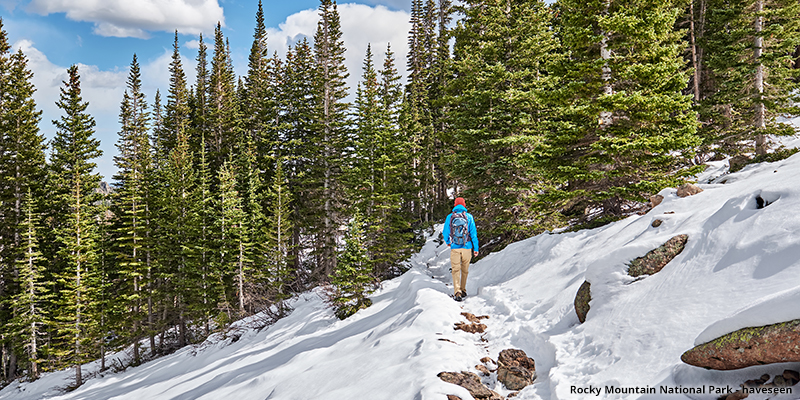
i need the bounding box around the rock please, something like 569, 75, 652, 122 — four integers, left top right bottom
627, 234, 688, 277
476, 364, 491, 376
462, 312, 490, 323
783, 369, 799, 384
651, 219, 663, 228
729, 155, 751, 172
575, 281, 591, 323
760, 374, 770, 382
773, 375, 788, 387
446, 396, 462, 400
723, 390, 749, 400
480, 357, 497, 366
677, 183, 703, 198
455, 321, 487, 334
497, 349, 536, 391
650, 195, 664, 207
438, 371, 495, 399
508, 392, 520, 398
681, 319, 800, 370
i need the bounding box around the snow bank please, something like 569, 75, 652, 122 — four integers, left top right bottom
4, 145, 800, 400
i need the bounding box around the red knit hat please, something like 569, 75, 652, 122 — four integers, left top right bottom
454, 197, 466, 207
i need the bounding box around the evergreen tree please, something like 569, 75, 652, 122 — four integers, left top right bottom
263, 161, 294, 309
49, 65, 103, 387
8, 189, 49, 380
190, 34, 211, 159
209, 24, 241, 173
550, 0, 699, 218
237, 138, 267, 312
446, 0, 564, 234
331, 211, 372, 320
193, 137, 217, 333
111, 54, 151, 364
700, 0, 800, 155
312, 0, 350, 281
215, 161, 248, 320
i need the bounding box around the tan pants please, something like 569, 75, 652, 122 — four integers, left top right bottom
450, 248, 472, 295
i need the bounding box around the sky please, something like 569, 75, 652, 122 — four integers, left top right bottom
0, 0, 412, 181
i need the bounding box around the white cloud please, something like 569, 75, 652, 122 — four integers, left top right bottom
266, 4, 410, 93
27, 0, 225, 38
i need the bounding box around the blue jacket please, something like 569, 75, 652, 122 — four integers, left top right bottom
443, 205, 479, 251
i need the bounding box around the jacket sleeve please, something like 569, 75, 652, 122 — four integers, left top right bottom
443, 214, 451, 245
469, 214, 479, 252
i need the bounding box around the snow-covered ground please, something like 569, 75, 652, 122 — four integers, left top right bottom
5, 146, 800, 399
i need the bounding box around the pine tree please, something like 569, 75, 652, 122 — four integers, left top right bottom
111, 54, 151, 365
209, 24, 241, 173
700, 0, 800, 155
312, 0, 350, 281
331, 211, 372, 320
193, 137, 216, 333
49, 65, 103, 387
550, 0, 699, 218
263, 161, 294, 309
190, 34, 211, 159
8, 189, 49, 380
215, 161, 248, 320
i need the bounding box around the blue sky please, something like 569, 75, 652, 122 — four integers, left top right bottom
0, 0, 411, 180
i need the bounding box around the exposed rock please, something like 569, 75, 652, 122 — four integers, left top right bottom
447, 396, 463, 400
455, 313, 489, 334
681, 319, 800, 370
462, 312, 490, 323
651, 219, 663, 228
650, 195, 664, 207
721, 390, 749, 400
475, 364, 490, 376
677, 183, 703, 198
729, 155, 751, 173
627, 235, 688, 277
438, 371, 495, 399
772, 375, 788, 387
480, 357, 496, 366
497, 349, 536, 391
783, 369, 800, 384
508, 392, 520, 398
455, 321, 486, 334
575, 281, 591, 323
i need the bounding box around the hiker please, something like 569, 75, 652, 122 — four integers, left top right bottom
443, 197, 479, 302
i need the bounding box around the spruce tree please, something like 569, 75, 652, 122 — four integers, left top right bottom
8, 189, 49, 380
700, 0, 800, 155
331, 211, 372, 320
312, 0, 350, 281
551, 0, 699, 218
215, 161, 248, 320
209, 24, 241, 173
263, 161, 294, 310
49, 65, 103, 387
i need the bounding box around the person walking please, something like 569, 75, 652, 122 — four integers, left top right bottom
443, 197, 479, 302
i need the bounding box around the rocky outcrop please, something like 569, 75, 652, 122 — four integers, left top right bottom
574, 281, 591, 323
455, 313, 489, 334
729, 155, 751, 173
650, 195, 664, 208
497, 349, 536, 391
677, 183, 703, 198
438, 371, 502, 399
627, 234, 688, 277
651, 219, 663, 228
681, 319, 800, 370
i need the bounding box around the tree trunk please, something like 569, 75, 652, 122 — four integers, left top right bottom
754, 0, 766, 155
599, 0, 613, 128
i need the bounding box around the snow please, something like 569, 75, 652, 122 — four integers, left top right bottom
5, 144, 800, 399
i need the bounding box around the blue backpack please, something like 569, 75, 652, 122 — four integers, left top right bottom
450, 211, 470, 246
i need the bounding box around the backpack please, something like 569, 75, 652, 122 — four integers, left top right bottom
450, 211, 471, 246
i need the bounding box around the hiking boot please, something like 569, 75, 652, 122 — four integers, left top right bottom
454, 293, 463, 302
459, 290, 467, 299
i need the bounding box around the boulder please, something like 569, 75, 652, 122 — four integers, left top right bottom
677, 183, 703, 198
575, 281, 591, 323
447, 396, 463, 400
475, 364, 491, 376
651, 219, 663, 228
438, 371, 494, 399
497, 349, 536, 390
681, 319, 800, 370
627, 234, 688, 277
729, 155, 751, 173
650, 195, 664, 208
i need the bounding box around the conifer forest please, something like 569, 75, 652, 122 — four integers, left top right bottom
0, 0, 799, 387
